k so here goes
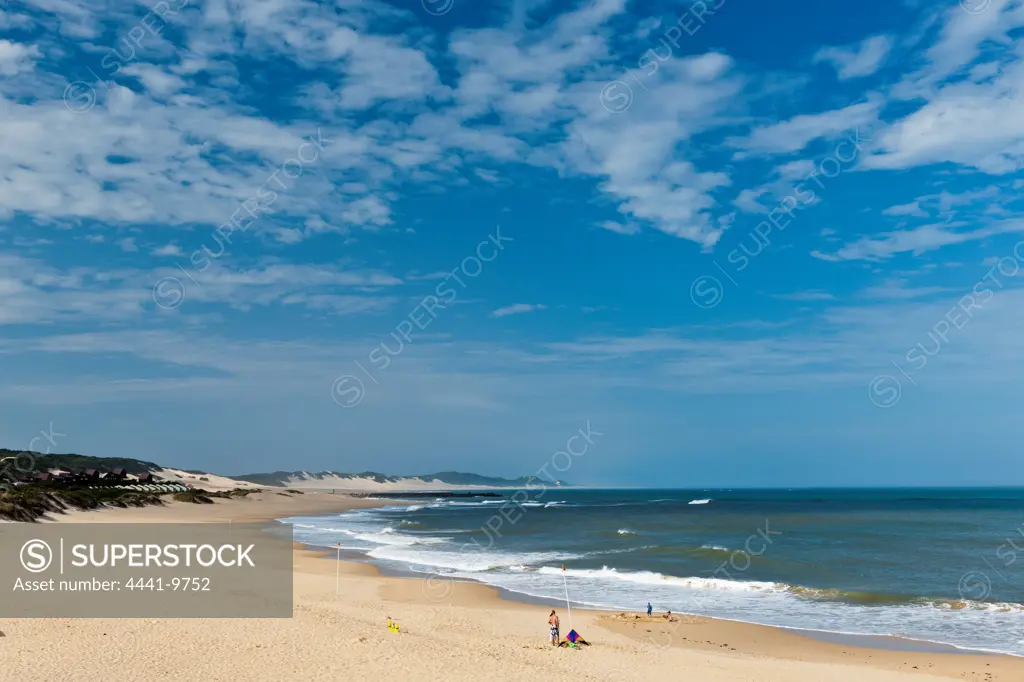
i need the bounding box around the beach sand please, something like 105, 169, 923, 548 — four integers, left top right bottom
2, 491, 1022, 681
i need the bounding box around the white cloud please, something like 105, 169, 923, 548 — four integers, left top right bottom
0, 252, 404, 325
490, 303, 548, 318
733, 187, 769, 214
865, 2, 1024, 174
728, 99, 880, 157
406, 271, 450, 281
770, 291, 835, 301
882, 188, 1002, 221
0, 89, 388, 233
859, 277, 952, 300
11, 283, 1024, 408
905, 0, 1024, 93
812, 219, 1024, 262
598, 220, 640, 235
563, 53, 742, 247
0, 254, 148, 325
474, 168, 500, 183
733, 159, 822, 214
882, 201, 928, 218
813, 36, 891, 80
0, 0, 789, 253
863, 58, 1024, 173
322, 28, 446, 110
119, 64, 187, 98
152, 243, 184, 257
0, 40, 40, 75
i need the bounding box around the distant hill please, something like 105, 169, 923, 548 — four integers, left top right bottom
0, 449, 163, 475
230, 470, 569, 489
0, 447, 568, 491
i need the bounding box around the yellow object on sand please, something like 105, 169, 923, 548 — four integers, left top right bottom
387, 618, 400, 633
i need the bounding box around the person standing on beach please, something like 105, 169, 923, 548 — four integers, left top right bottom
548, 610, 560, 646
646, 602, 652, 617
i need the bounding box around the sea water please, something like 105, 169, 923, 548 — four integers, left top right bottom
283, 488, 1024, 655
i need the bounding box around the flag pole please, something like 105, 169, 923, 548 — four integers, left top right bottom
562, 565, 573, 631
336, 542, 341, 596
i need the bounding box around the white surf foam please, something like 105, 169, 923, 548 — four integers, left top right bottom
286, 507, 1024, 657
368, 546, 580, 573
688, 498, 712, 505
343, 527, 447, 547
537, 565, 778, 591
436, 499, 508, 507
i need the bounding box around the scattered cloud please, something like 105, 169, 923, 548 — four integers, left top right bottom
152, 243, 184, 257
882, 201, 928, 218
490, 303, 548, 318
598, 220, 640, 235
474, 169, 500, 183
727, 99, 880, 157
814, 36, 891, 80
770, 291, 836, 302
859, 277, 953, 300
0, 40, 40, 76
4, 0, 1024, 477
812, 219, 1024, 262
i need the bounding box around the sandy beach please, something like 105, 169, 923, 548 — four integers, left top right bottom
2, 491, 1022, 682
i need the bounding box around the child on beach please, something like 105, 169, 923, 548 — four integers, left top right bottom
647, 602, 652, 617
548, 610, 560, 646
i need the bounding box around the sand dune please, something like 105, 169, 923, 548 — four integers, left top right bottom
242, 472, 564, 492
153, 467, 267, 492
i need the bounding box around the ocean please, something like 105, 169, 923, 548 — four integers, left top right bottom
282, 488, 1024, 656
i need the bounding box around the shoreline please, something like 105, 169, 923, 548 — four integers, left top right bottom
287, 501, 1023, 666
325, 549, 1002, 656
307, 541, 1023, 657
3, 491, 1022, 681
297, 539, 1024, 680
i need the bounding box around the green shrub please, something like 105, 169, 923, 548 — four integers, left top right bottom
0, 486, 166, 521
172, 491, 214, 504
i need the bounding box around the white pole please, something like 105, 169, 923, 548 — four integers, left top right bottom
336, 542, 341, 596
562, 566, 573, 631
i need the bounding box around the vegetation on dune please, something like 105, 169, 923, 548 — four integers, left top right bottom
106, 492, 164, 508
0, 473, 260, 520
0, 486, 166, 522
205, 488, 259, 499
0, 449, 162, 476
172, 491, 214, 504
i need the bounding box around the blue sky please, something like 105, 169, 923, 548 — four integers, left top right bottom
2, 0, 1024, 486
